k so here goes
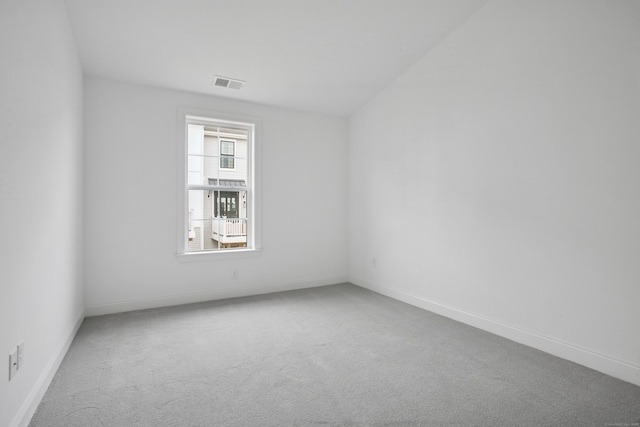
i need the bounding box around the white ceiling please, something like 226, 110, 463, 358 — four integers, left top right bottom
64, 0, 488, 118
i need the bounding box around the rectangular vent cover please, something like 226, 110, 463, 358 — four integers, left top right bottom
213, 76, 245, 90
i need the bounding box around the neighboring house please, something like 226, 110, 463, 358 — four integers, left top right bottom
188, 124, 248, 251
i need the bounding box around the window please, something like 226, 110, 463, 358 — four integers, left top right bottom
220, 140, 235, 169
178, 110, 260, 257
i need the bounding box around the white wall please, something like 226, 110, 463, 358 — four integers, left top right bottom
83, 77, 348, 314
0, 1, 85, 426
348, 0, 640, 385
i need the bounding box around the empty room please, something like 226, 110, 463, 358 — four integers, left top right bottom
1, 0, 639, 426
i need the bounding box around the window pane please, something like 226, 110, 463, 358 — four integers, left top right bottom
218, 155, 246, 182
211, 216, 247, 250
221, 140, 234, 155
187, 124, 204, 155
220, 155, 234, 169
188, 218, 212, 252
187, 155, 204, 185
203, 154, 219, 179
187, 190, 247, 251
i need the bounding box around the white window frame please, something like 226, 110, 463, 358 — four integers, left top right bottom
176, 107, 261, 261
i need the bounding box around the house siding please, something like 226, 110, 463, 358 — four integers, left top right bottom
203, 135, 248, 183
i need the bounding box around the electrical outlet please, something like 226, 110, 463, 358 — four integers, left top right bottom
17, 341, 23, 370
232, 269, 239, 280
9, 348, 17, 381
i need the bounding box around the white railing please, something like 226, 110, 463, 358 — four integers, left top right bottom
211, 217, 247, 245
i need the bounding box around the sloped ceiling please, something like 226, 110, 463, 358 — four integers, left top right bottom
64, 0, 488, 117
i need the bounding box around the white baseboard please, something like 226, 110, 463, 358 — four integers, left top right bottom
11, 309, 85, 427
85, 275, 349, 317
351, 278, 640, 387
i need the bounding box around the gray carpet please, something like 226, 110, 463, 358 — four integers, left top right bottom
30, 283, 640, 426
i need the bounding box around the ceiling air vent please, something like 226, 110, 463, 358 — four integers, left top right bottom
213, 75, 246, 90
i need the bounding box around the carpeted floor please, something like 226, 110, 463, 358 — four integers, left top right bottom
30, 283, 640, 426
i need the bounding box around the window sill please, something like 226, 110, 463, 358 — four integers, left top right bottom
176, 248, 262, 263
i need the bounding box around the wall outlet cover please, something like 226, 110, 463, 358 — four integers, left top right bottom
9, 348, 17, 381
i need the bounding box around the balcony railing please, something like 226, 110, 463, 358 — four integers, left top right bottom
211, 217, 247, 247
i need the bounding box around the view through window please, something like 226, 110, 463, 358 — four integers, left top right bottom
185, 117, 253, 252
